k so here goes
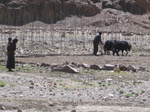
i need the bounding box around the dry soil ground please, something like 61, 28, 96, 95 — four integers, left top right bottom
0, 55, 150, 112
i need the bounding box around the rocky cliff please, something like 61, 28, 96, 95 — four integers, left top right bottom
0, 0, 100, 25
102, 0, 150, 14
135, 0, 150, 12
0, 0, 150, 26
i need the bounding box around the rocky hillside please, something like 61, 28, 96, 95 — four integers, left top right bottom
135, 0, 150, 12
0, 0, 100, 25
102, 0, 150, 14
0, 0, 150, 26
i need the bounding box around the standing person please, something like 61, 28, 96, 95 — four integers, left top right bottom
6, 38, 18, 71
6, 37, 13, 71
93, 32, 103, 55
12, 38, 18, 52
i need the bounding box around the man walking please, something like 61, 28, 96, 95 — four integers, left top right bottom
93, 32, 103, 55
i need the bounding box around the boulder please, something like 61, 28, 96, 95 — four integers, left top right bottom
51, 63, 59, 68
103, 64, 115, 70
61, 65, 79, 73
138, 67, 146, 72
119, 64, 128, 71
80, 63, 90, 69
127, 65, 136, 72
51, 65, 79, 73
71, 109, 76, 112
17, 109, 22, 112
0, 105, 5, 110
90, 64, 102, 70
40, 63, 50, 67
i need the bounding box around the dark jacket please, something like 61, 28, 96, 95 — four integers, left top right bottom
6, 39, 18, 69
6, 42, 15, 69
93, 35, 101, 44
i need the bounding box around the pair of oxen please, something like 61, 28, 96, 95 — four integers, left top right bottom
103, 40, 132, 56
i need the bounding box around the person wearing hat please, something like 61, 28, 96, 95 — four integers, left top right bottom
93, 32, 103, 55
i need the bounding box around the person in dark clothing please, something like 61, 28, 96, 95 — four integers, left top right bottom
6, 38, 18, 71
12, 38, 18, 51
6, 37, 13, 71
93, 32, 103, 55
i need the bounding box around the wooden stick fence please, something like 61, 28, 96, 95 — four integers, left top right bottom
0, 24, 150, 59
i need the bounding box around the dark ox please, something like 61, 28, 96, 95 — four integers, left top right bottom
112, 41, 131, 56
103, 40, 117, 55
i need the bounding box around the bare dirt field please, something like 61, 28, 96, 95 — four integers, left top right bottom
0, 2, 150, 111
0, 54, 150, 112
0, 13, 150, 111
16, 55, 150, 70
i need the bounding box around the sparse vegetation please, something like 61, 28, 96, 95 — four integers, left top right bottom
0, 65, 7, 71
141, 90, 145, 94
102, 84, 106, 87
119, 90, 125, 94
125, 93, 132, 98
0, 81, 6, 87
98, 82, 102, 85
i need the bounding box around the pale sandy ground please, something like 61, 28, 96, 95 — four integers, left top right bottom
0, 55, 150, 112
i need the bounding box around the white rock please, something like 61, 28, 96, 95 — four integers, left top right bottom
103, 64, 115, 70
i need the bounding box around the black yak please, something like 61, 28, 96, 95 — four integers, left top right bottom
103, 40, 118, 55
112, 41, 131, 56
